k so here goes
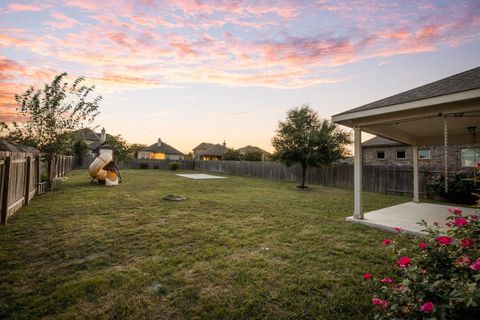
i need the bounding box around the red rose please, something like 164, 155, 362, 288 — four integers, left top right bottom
372, 298, 389, 309
363, 273, 373, 280
418, 243, 427, 249
454, 217, 468, 227
460, 238, 475, 248
448, 207, 462, 215
397, 256, 411, 268
436, 236, 453, 245
419, 302, 434, 313
382, 239, 392, 246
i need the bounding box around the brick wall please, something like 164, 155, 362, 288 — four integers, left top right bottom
362, 144, 475, 171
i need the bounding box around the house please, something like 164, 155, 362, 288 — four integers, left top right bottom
74, 128, 108, 156
362, 136, 475, 171
192, 142, 214, 160
332, 66, 480, 233
237, 145, 271, 160
0, 141, 40, 153
137, 138, 184, 160
196, 141, 228, 160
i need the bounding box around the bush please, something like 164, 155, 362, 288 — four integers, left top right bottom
363, 203, 480, 319
40, 172, 49, 182
169, 162, 180, 171
427, 171, 478, 204
139, 163, 149, 169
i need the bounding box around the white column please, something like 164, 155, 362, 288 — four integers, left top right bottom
353, 127, 363, 219
412, 145, 419, 203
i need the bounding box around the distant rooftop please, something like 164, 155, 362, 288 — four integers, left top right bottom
362, 136, 405, 147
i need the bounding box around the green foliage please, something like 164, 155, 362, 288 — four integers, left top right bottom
72, 139, 89, 166
3, 73, 101, 160
184, 152, 193, 160
223, 148, 242, 161
169, 162, 180, 171
139, 162, 149, 169
363, 204, 480, 320
127, 143, 147, 159
243, 151, 263, 161
272, 105, 351, 187
105, 134, 130, 162
427, 171, 478, 204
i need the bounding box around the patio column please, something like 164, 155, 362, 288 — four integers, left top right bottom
412, 145, 419, 203
353, 127, 363, 219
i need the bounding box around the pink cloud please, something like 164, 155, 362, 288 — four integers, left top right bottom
7, 3, 43, 12
44, 12, 79, 29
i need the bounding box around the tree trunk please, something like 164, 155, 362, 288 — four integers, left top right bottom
300, 165, 307, 188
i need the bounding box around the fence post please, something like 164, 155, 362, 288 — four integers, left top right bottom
25, 156, 31, 205
36, 154, 41, 189
1, 156, 12, 225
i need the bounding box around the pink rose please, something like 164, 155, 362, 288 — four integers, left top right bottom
471, 215, 479, 221
445, 222, 453, 227
419, 302, 435, 313
394, 227, 404, 233
470, 258, 480, 271
448, 207, 462, 215
454, 256, 472, 267
477, 161, 480, 170
380, 277, 393, 284
383, 239, 392, 246
397, 256, 411, 268
418, 243, 427, 249
454, 217, 468, 227
436, 236, 453, 245
363, 273, 373, 280
372, 298, 389, 309
460, 238, 475, 248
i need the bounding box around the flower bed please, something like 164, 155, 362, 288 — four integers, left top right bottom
363, 205, 480, 319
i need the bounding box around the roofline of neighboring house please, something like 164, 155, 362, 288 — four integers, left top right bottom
332, 88, 480, 124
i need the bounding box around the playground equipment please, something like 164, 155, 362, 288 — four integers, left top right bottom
88, 152, 122, 186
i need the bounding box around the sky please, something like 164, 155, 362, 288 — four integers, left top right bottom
1, 0, 480, 153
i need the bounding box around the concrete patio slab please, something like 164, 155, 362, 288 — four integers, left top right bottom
175, 173, 227, 180
347, 202, 477, 236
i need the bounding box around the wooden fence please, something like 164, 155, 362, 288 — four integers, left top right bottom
0, 152, 74, 225
79, 158, 437, 196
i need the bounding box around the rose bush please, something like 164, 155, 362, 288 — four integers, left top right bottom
363, 202, 480, 320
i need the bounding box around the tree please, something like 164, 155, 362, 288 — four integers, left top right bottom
105, 134, 131, 162
223, 148, 242, 161
127, 143, 147, 160
272, 105, 351, 188
243, 150, 263, 161
3, 73, 101, 185
72, 139, 89, 166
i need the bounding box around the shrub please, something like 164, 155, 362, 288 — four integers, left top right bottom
153, 165, 159, 169
169, 162, 180, 171
363, 203, 480, 319
139, 162, 149, 169
427, 170, 477, 204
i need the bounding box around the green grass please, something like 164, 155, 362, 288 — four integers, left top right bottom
0, 169, 411, 319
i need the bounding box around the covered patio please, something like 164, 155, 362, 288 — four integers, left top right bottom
333, 67, 480, 234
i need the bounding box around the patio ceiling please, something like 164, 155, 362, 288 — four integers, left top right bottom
333, 92, 480, 145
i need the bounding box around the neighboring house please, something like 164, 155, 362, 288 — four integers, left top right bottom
192, 142, 214, 160
362, 136, 477, 171
196, 142, 228, 160
137, 138, 184, 160
0, 141, 40, 153
74, 128, 108, 156
237, 145, 271, 160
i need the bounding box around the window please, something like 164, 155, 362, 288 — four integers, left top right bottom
396, 151, 406, 159
418, 149, 431, 160
461, 148, 480, 167
376, 151, 385, 160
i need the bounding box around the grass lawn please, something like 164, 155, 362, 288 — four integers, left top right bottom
0, 169, 412, 319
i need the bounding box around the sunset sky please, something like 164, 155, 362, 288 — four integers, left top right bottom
1, 0, 480, 153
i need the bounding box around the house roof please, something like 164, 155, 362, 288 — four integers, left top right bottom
74, 128, 101, 141
237, 145, 271, 155
0, 142, 40, 153
142, 141, 184, 155
198, 144, 228, 156
335, 66, 480, 116
362, 136, 405, 147
193, 142, 214, 151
